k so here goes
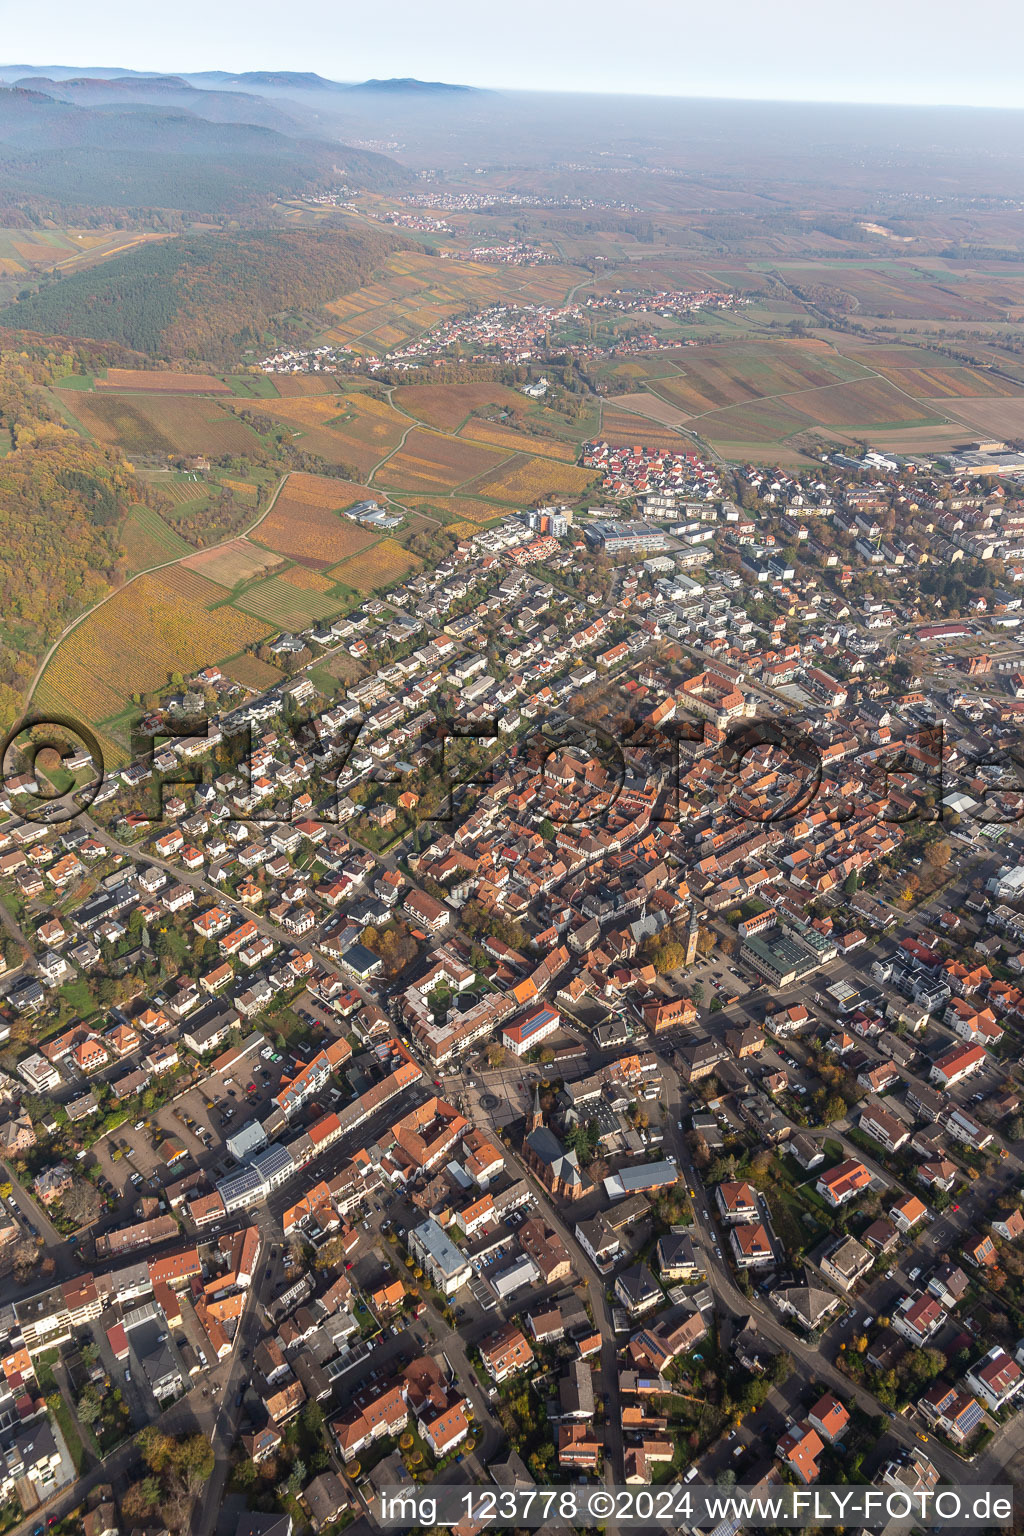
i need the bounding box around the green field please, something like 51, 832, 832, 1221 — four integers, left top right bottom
232, 574, 346, 628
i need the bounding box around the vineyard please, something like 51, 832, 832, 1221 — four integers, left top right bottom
148, 565, 233, 607
273, 375, 343, 397
97, 368, 232, 394
280, 566, 333, 591
251, 473, 378, 567
37, 573, 271, 724
393, 382, 527, 431
119, 504, 192, 572
57, 390, 258, 457
147, 477, 210, 506
459, 418, 579, 461
223, 654, 285, 692
330, 538, 423, 593
234, 574, 343, 629
236, 392, 408, 475
379, 429, 505, 493
464, 452, 596, 504
871, 363, 1013, 398
323, 249, 580, 353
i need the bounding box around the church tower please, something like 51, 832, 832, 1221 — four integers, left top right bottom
684, 903, 702, 968
528, 1082, 544, 1133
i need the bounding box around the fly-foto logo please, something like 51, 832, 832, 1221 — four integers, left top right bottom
1, 707, 1015, 832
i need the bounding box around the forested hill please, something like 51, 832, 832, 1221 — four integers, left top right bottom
0, 227, 407, 364
0, 85, 408, 216
0, 349, 150, 730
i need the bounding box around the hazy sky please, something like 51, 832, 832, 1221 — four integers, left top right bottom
3, 0, 1024, 109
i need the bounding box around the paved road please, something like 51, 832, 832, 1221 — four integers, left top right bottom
657, 1054, 1020, 1485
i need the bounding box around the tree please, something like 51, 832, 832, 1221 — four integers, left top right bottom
924, 839, 951, 871
821, 1094, 846, 1125
177, 1434, 215, 1495
122, 1479, 163, 1522
138, 1427, 177, 1475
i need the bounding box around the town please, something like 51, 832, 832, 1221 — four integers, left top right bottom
4, 425, 1024, 1536
256, 288, 745, 374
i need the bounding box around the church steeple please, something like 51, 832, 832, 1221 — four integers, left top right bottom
528, 1082, 543, 1133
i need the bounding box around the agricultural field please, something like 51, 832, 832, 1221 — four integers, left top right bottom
119, 504, 192, 571
235, 391, 408, 475
180, 537, 283, 588
462, 452, 597, 504
867, 362, 1012, 398
55, 389, 258, 457
458, 418, 580, 461
233, 574, 344, 628
329, 538, 423, 593
323, 249, 582, 352
377, 429, 506, 493
144, 474, 210, 506
223, 654, 285, 692
251, 472, 378, 567
96, 368, 232, 394
929, 395, 1024, 439
272, 374, 343, 396
644, 340, 868, 415
393, 381, 530, 431
36, 572, 271, 729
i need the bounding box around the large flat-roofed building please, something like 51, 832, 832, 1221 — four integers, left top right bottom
742, 925, 828, 988
408, 1218, 471, 1296
583, 519, 671, 555
604, 1161, 678, 1201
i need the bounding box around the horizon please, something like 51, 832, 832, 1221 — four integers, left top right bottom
2, 0, 1023, 112
4, 65, 1024, 119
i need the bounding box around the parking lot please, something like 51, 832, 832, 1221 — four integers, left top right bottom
87, 1042, 292, 1204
